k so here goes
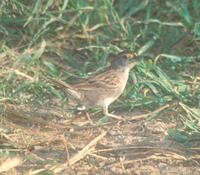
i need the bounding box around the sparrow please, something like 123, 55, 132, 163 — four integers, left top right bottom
48, 51, 139, 120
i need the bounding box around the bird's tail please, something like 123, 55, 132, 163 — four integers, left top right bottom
46, 77, 81, 99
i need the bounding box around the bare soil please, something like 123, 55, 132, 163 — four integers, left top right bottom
1, 103, 200, 175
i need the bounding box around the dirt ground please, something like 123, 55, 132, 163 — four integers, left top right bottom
1, 103, 200, 175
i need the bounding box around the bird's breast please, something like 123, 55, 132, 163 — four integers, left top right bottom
117, 69, 130, 91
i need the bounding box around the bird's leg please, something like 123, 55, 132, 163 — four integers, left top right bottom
103, 105, 123, 120
85, 111, 92, 122
77, 105, 93, 124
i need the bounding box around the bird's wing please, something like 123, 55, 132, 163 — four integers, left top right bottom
74, 70, 120, 91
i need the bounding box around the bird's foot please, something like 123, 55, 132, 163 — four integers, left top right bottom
85, 112, 95, 125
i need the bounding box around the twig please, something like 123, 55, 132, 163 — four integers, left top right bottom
107, 153, 186, 168
0, 98, 10, 102
49, 131, 107, 173
126, 104, 170, 121
68, 131, 107, 165
0, 157, 23, 173
92, 145, 186, 154
14, 69, 35, 81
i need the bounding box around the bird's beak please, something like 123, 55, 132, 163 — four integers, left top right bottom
127, 54, 141, 69
128, 61, 139, 69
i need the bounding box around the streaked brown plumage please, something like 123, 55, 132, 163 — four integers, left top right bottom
49, 51, 139, 119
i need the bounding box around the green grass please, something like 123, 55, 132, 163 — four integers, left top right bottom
1, 0, 200, 138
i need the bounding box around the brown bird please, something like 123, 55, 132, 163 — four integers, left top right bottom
49, 51, 139, 120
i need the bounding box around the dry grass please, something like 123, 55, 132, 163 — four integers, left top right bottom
0, 102, 200, 174
1, 0, 200, 174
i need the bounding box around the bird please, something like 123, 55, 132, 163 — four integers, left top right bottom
48, 51, 139, 120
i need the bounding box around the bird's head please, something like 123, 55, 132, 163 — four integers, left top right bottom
111, 51, 140, 70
